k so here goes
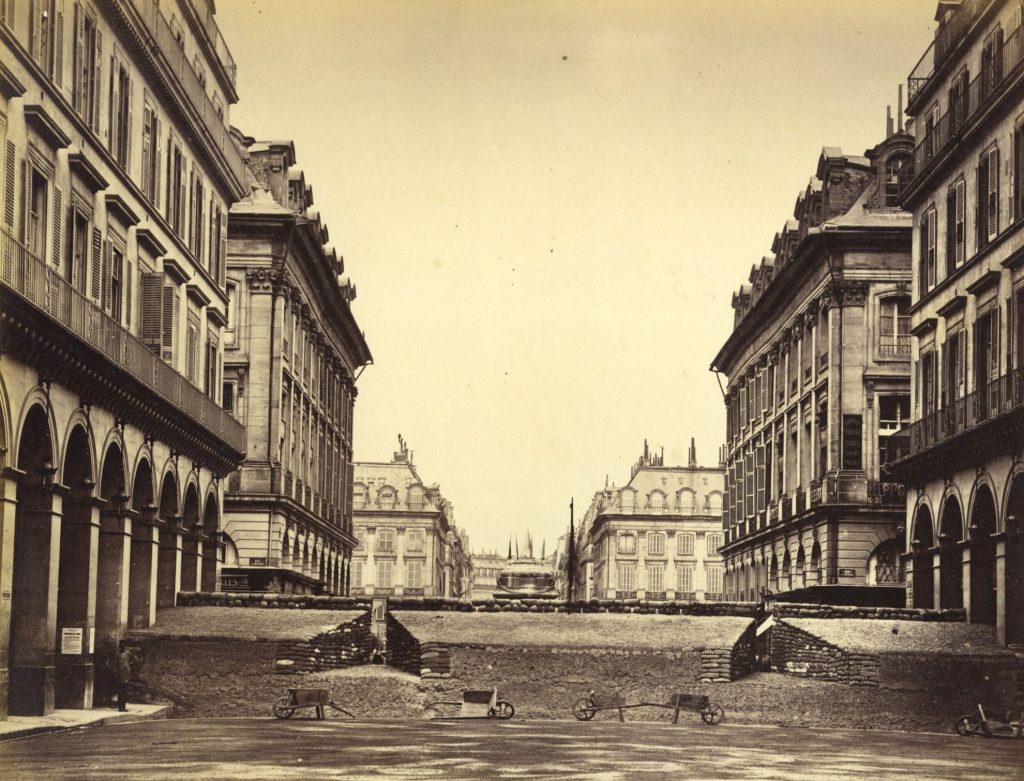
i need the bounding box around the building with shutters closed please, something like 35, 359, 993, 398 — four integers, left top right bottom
710, 128, 914, 603
568, 441, 726, 603
0, 0, 246, 718
350, 439, 471, 598
219, 136, 371, 595
887, 0, 1024, 647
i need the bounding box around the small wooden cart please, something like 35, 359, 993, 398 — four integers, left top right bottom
429, 688, 515, 720
572, 690, 724, 725
272, 687, 354, 720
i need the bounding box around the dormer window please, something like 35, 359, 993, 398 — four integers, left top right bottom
884, 153, 911, 207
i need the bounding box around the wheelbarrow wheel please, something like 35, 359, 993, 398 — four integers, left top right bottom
490, 700, 515, 720
954, 715, 981, 736
700, 703, 725, 725
573, 697, 597, 721
272, 696, 297, 719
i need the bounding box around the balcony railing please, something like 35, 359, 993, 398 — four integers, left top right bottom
868, 480, 907, 505
795, 489, 806, 514
907, 14, 1024, 190
908, 0, 990, 103
907, 369, 1024, 453
127, 0, 245, 187
616, 590, 637, 600
1, 228, 245, 454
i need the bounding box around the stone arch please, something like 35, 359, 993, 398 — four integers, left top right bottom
127, 456, 157, 631
156, 470, 180, 609
55, 421, 95, 709
795, 544, 806, 588
180, 482, 202, 593
201, 491, 220, 592
769, 551, 779, 591
56, 411, 95, 491
9, 403, 58, 715
867, 537, 904, 585
910, 502, 935, 609
810, 539, 822, 584
967, 482, 997, 624
938, 494, 964, 609
781, 548, 792, 592
1004, 469, 1024, 645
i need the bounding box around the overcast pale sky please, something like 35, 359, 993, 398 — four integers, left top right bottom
216, 0, 936, 555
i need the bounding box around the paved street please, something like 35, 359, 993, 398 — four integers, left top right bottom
1, 717, 1022, 780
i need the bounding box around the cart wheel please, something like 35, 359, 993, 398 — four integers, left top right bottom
272, 696, 297, 719
954, 715, 981, 736
573, 697, 597, 721
489, 700, 515, 720
700, 703, 725, 725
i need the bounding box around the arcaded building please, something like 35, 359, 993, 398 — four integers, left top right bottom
889, 0, 1024, 646
711, 129, 914, 603
219, 138, 371, 595
351, 440, 471, 598
0, 0, 246, 716
572, 441, 726, 602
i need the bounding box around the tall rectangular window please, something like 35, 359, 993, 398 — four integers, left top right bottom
706, 564, 723, 595
921, 349, 937, 415
406, 529, 425, 552
879, 297, 911, 356
406, 561, 423, 590
946, 179, 965, 273
73, 5, 100, 131
647, 533, 665, 556
677, 533, 695, 556
617, 563, 636, 594
920, 208, 936, 293
110, 57, 131, 168
376, 527, 395, 553
376, 560, 392, 590
28, 168, 48, 261
141, 104, 160, 205
350, 559, 363, 589
1015, 123, 1024, 223
676, 563, 693, 594
978, 147, 999, 250
646, 564, 664, 595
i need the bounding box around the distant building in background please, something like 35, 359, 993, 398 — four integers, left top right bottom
469, 550, 508, 600
568, 441, 726, 602
350, 439, 471, 597
888, 0, 1024, 646
710, 126, 913, 603
220, 137, 371, 595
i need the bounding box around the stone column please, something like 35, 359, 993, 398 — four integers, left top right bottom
666, 532, 677, 599
636, 532, 646, 599
95, 497, 131, 652
0, 473, 18, 719
157, 516, 183, 609
128, 506, 159, 629
931, 548, 943, 612
995, 538, 1007, 645
179, 527, 204, 593
55, 485, 99, 710
9, 485, 61, 716
606, 532, 618, 597
961, 545, 973, 621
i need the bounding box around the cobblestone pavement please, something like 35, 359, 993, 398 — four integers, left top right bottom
1, 717, 1022, 780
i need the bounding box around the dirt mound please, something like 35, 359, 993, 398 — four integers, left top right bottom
303, 665, 431, 719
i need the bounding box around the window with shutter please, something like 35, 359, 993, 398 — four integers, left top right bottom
53, 0, 64, 88
4, 138, 15, 230
1015, 124, 1024, 223
185, 318, 198, 383
51, 186, 61, 269
755, 445, 766, 512
160, 284, 176, 363
89, 226, 101, 300
140, 271, 163, 352
101, 239, 111, 313
124, 252, 132, 328
927, 207, 936, 290
987, 147, 999, 241
744, 451, 754, 519
222, 381, 235, 414
913, 358, 920, 416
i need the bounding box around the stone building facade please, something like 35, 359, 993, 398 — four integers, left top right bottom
571, 441, 726, 602
710, 131, 914, 603
889, 0, 1024, 646
351, 440, 471, 598
0, 0, 246, 717
220, 137, 371, 595
468, 550, 507, 600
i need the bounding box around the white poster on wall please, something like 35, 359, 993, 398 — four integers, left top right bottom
61, 627, 84, 655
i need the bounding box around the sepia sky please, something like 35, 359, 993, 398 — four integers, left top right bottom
216, 0, 936, 556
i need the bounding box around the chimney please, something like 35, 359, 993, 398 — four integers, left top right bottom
688, 437, 697, 468
886, 105, 894, 138
897, 85, 904, 132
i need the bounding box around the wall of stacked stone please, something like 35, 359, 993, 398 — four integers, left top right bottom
772, 603, 966, 622
729, 622, 756, 679
385, 614, 422, 675
175, 591, 756, 616
421, 644, 708, 720
275, 613, 376, 675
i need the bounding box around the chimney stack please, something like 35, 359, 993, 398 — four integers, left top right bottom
886, 105, 894, 138
897, 84, 904, 132
688, 437, 697, 468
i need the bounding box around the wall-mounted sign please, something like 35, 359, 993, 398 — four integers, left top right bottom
838, 568, 858, 578
61, 627, 83, 655
249, 557, 267, 566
